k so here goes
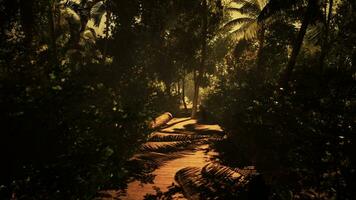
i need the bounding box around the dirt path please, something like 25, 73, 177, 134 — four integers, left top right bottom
102, 118, 223, 200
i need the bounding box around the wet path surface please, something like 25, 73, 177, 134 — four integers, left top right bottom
102, 118, 223, 200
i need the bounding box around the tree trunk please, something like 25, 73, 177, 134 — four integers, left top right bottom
319, 0, 333, 72
19, 0, 34, 47
182, 77, 188, 112
281, 0, 315, 88
165, 82, 171, 96
352, 52, 356, 73
48, 0, 58, 68
191, 0, 207, 118
256, 24, 266, 70
177, 80, 181, 96
191, 70, 199, 118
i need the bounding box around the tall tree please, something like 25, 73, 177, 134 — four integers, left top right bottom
281, 0, 318, 87
191, 0, 223, 118
19, 0, 35, 46
181, 76, 188, 112
48, 0, 58, 67
319, 0, 334, 71
191, 0, 208, 118
258, 0, 320, 87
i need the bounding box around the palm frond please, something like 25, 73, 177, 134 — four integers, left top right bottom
64, 1, 80, 13
90, 1, 106, 27
305, 23, 322, 45
255, 0, 269, 10
201, 163, 242, 183
229, 20, 258, 41
129, 152, 185, 169
235, 166, 257, 177
226, 5, 259, 16
61, 7, 81, 30
175, 164, 259, 199
148, 133, 207, 142
229, 0, 267, 11
241, 2, 261, 15
140, 141, 193, 153
222, 17, 255, 32
174, 167, 208, 199
258, 0, 300, 22
82, 28, 97, 41
239, 1, 261, 14
229, 0, 252, 5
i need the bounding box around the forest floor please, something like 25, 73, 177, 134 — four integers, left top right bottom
100, 117, 223, 200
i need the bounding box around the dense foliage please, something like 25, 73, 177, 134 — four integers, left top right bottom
0, 0, 208, 199
204, 0, 355, 199
1, 0, 355, 199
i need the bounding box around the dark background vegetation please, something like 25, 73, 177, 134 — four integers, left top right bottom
203, 0, 356, 199
0, 0, 355, 199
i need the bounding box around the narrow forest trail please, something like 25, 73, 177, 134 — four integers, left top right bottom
101, 117, 223, 200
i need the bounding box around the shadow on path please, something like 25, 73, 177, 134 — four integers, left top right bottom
99, 118, 223, 200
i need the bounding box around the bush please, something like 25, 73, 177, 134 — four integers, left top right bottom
204, 61, 355, 199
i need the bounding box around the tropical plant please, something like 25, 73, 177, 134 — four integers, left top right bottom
61, 0, 108, 49
174, 163, 267, 199
0, 0, 181, 198
258, 0, 323, 87
203, 1, 355, 198
225, 0, 327, 87
191, 0, 223, 118
223, 0, 268, 69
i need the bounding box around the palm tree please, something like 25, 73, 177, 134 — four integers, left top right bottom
259, 0, 320, 88
223, 0, 268, 69
282, 0, 318, 88
226, 0, 322, 88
